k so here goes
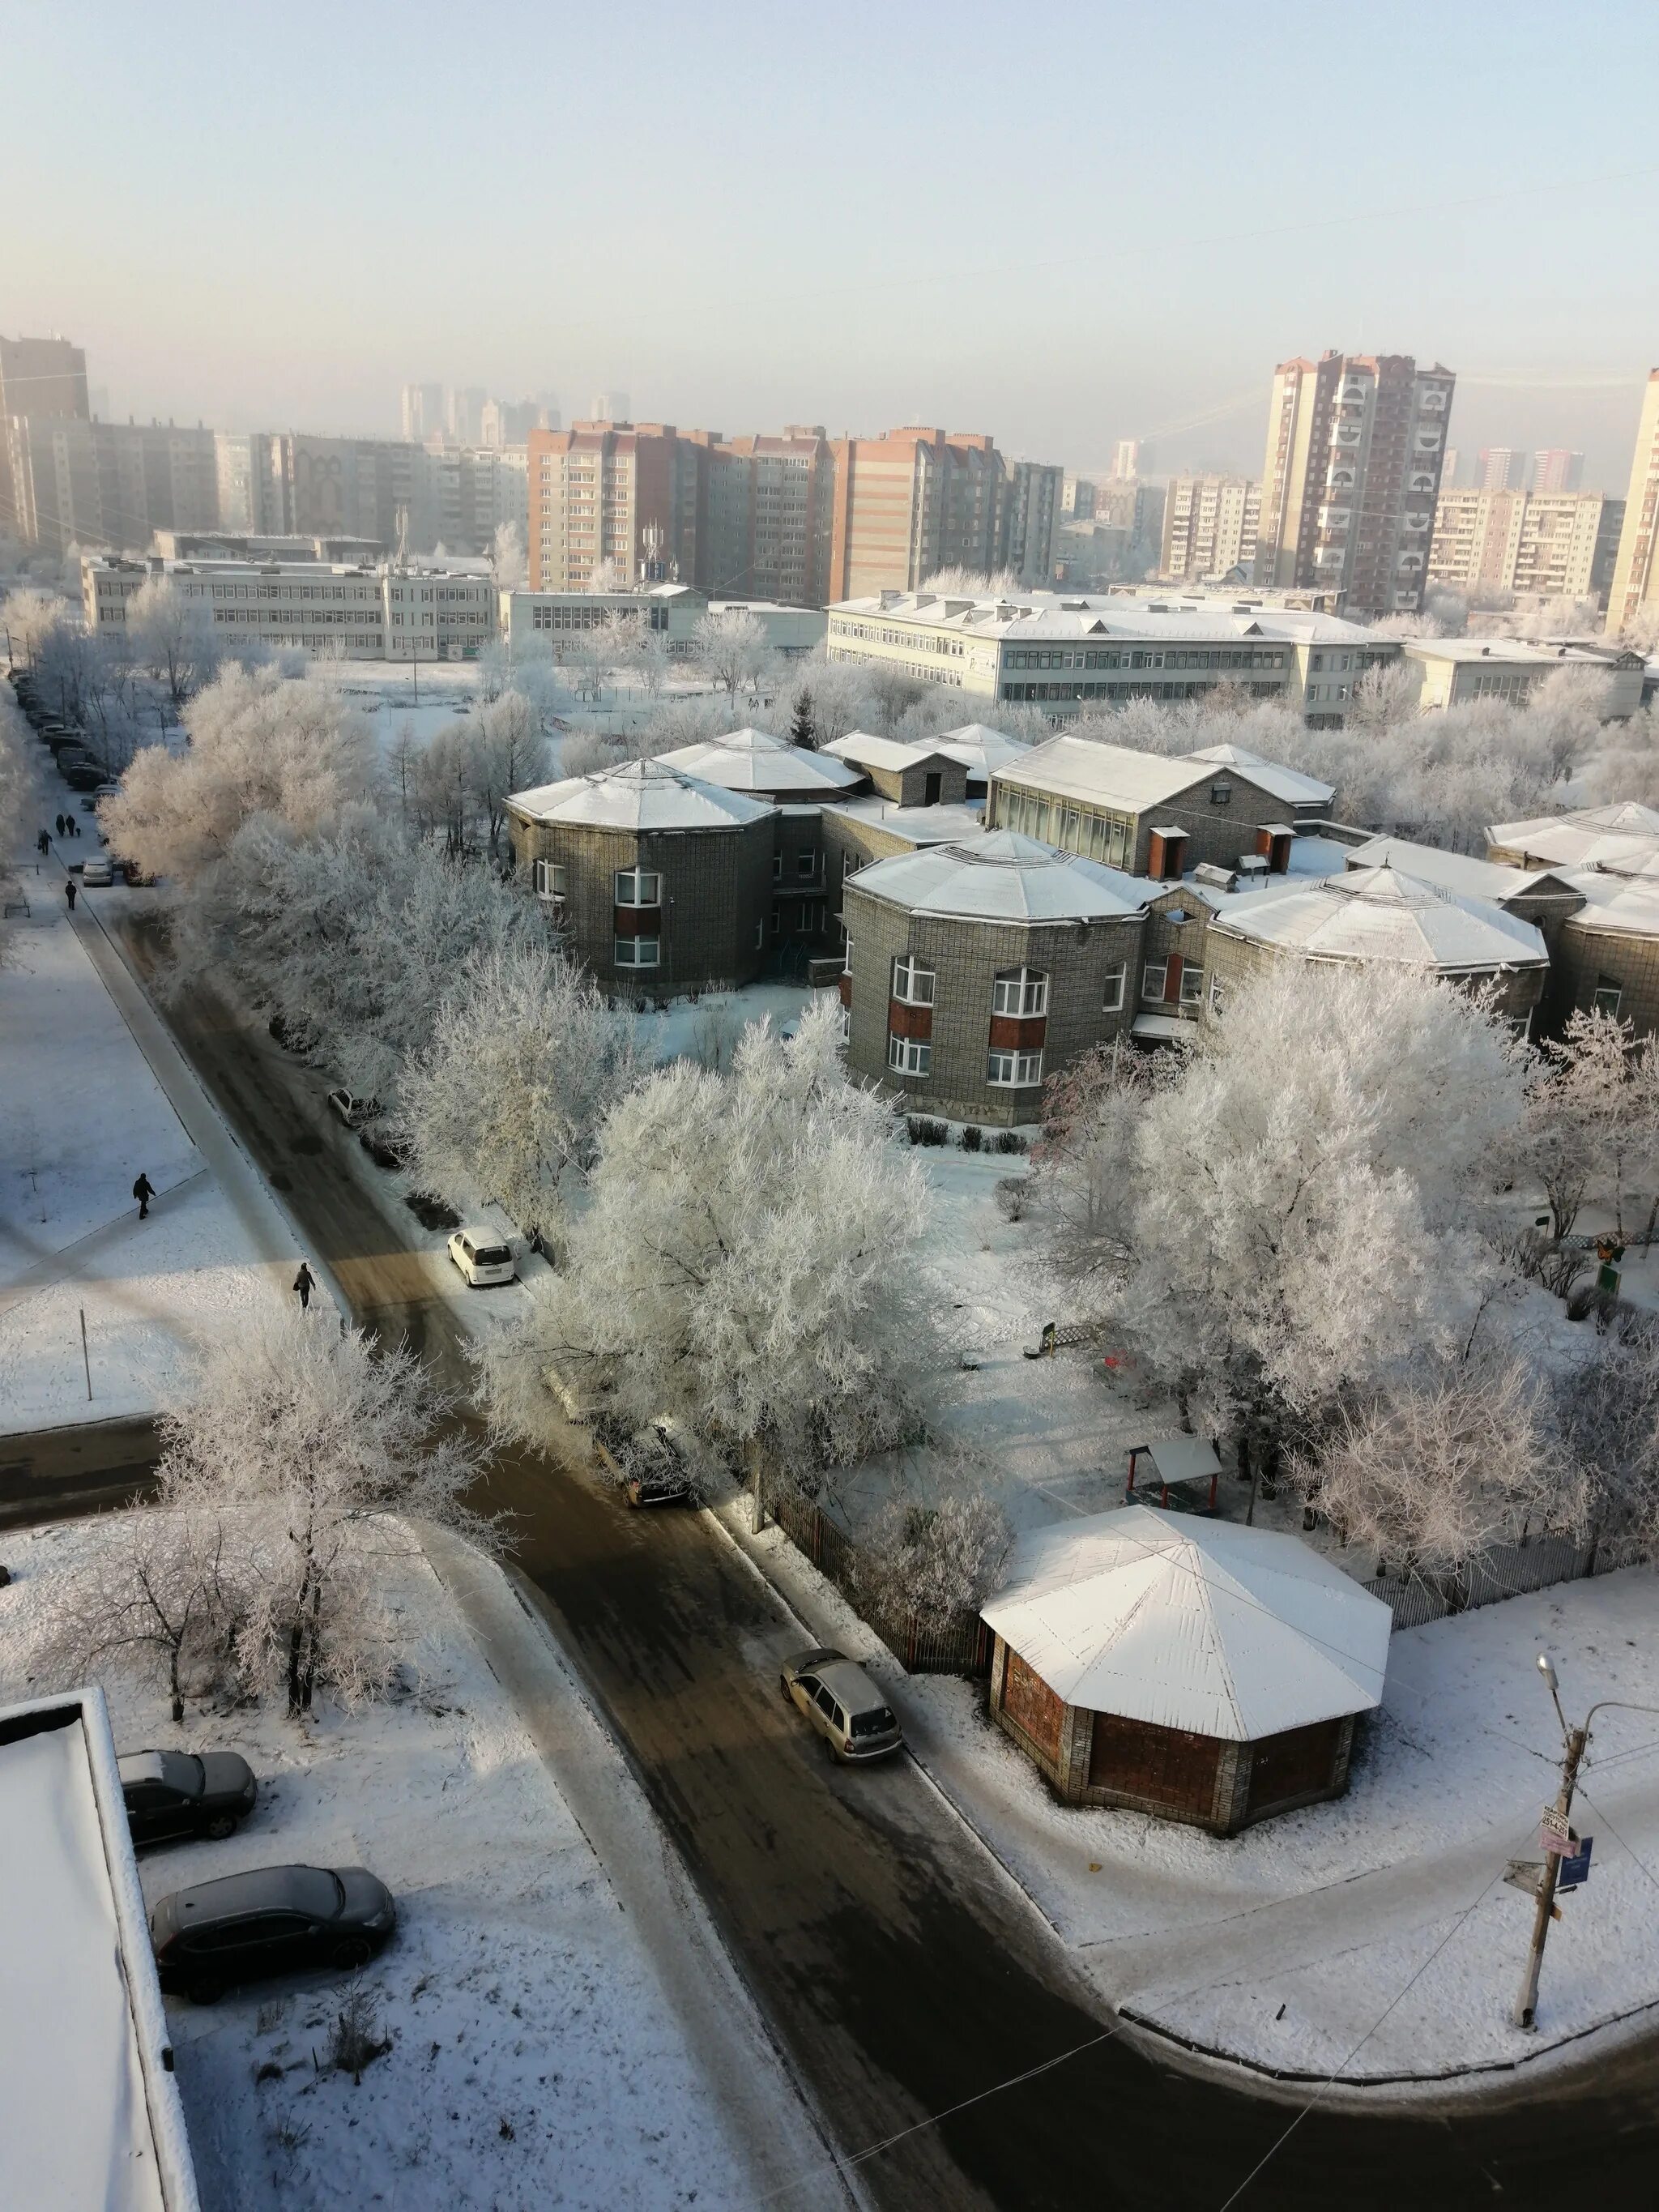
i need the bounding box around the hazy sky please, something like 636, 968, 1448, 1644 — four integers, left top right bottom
6, 0, 1659, 487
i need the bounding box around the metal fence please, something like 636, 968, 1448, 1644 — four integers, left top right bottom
1363, 1531, 1620, 1633
757, 1475, 991, 1678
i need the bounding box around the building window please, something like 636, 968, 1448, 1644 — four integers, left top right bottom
888, 1033, 932, 1077
615, 936, 659, 968
773, 852, 783, 879
1593, 979, 1624, 1016
753, 920, 764, 949
532, 860, 566, 899
892, 954, 936, 1006
1102, 961, 1126, 1011
842, 933, 853, 975
987, 1048, 1043, 1087
795, 850, 816, 878
992, 967, 1048, 1016
1142, 962, 1167, 1002
615, 868, 661, 907
1179, 966, 1205, 1006
1209, 975, 1226, 1015
1209, 781, 1232, 807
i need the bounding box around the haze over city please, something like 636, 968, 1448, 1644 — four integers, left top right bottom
6, 0, 1659, 477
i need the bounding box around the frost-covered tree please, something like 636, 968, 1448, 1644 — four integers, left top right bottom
491, 519, 527, 589
693, 608, 767, 701
789, 685, 816, 747
1049, 963, 1532, 1463
481, 1000, 931, 1489
127, 576, 220, 707
399, 942, 638, 1242
157, 1312, 497, 1715
1524, 1009, 1659, 1241
1, 586, 66, 666
1550, 1333, 1659, 1569
466, 690, 550, 854
856, 1494, 1015, 1630
100, 664, 377, 886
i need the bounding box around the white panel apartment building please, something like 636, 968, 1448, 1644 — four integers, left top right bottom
825, 587, 1396, 725
1428, 487, 1625, 604
83, 554, 495, 660
1159, 475, 1261, 581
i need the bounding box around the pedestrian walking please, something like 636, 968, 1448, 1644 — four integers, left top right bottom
292, 1261, 315, 1311
54, 813, 66, 835
36, 828, 49, 856
132, 1172, 155, 1220
64, 878, 77, 912
69, 816, 81, 839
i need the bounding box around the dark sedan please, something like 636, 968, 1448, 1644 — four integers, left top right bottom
151, 1863, 397, 2002
119, 1748, 258, 1844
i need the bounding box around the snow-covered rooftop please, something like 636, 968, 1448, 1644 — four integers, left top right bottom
980, 1505, 1391, 1741
1557, 868, 1659, 941
821, 797, 988, 848
823, 730, 956, 774
1210, 863, 1550, 972
650, 728, 861, 796
847, 828, 1149, 924
932, 724, 1030, 779
506, 757, 775, 832
1346, 835, 1577, 903
1182, 742, 1334, 810
994, 734, 1221, 810
1487, 801, 1659, 873
830, 588, 1375, 647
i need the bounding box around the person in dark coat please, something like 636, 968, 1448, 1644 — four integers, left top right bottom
37, 828, 49, 855
133, 1172, 155, 1220
64, 878, 77, 912
69, 815, 80, 839
293, 1261, 315, 1310
54, 814, 66, 835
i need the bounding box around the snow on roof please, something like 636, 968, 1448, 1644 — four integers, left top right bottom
0, 1689, 199, 2210
830, 589, 1375, 646
1181, 743, 1335, 809
1347, 835, 1575, 903
847, 828, 1150, 924
995, 734, 1219, 810
980, 1505, 1391, 1740
821, 796, 988, 847
651, 728, 861, 796
1487, 802, 1659, 873
1557, 868, 1659, 941
823, 730, 953, 773
1210, 863, 1549, 972
932, 724, 1029, 777
507, 757, 774, 831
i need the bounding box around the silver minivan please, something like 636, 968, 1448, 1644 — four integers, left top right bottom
780, 1647, 903, 1761
446, 1228, 518, 1287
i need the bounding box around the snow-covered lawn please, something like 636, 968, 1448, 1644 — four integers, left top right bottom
0, 897, 289, 1433
0, 1514, 761, 2208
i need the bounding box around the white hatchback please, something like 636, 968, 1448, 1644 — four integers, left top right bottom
446, 1229, 517, 1287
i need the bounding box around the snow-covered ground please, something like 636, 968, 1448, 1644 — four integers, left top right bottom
0, 1514, 774, 2209
0, 886, 289, 1433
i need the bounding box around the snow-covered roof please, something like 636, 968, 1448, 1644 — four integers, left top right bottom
1181, 743, 1335, 810
651, 728, 861, 796
995, 734, 1217, 810
1210, 863, 1550, 973
0, 1689, 199, 2210
507, 757, 774, 832
823, 730, 954, 774
981, 1505, 1391, 1740
1346, 835, 1576, 903
1487, 802, 1659, 873
932, 724, 1029, 778
847, 828, 1149, 924
830, 588, 1375, 647
1557, 868, 1659, 941
821, 797, 988, 848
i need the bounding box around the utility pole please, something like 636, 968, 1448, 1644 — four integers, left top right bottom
1514, 1651, 1585, 2029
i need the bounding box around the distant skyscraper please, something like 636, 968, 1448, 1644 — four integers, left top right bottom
0, 332, 90, 536
590, 391, 631, 425
1478, 446, 1527, 492
1159, 474, 1260, 580
1256, 350, 1454, 617
446, 386, 488, 444
1111, 438, 1145, 480
401, 382, 443, 442
1533, 448, 1585, 494
1606, 370, 1659, 634
1441, 447, 1463, 488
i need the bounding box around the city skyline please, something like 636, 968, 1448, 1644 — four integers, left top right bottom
5, 2, 1658, 484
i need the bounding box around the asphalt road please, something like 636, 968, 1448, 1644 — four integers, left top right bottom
101, 917, 1659, 2210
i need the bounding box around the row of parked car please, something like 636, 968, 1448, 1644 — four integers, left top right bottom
117, 1744, 397, 2005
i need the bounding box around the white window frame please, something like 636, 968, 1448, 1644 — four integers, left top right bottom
1593, 980, 1623, 1016
1142, 961, 1167, 1003
1102, 961, 1126, 1012
888, 1032, 932, 1077
992, 966, 1049, 1017
614, 935, 660, 968
1179, 964, 1205, 1006
892, 953, 936, 1006
987, 1047, 1043, 1087
533, 859, 566, 899
615, 867, 661, 907
842, 932, 853, 975
1209, 974, 1226, 1015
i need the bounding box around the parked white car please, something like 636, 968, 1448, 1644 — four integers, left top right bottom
446, 1229, 517, 1287
80, 854, 114, 886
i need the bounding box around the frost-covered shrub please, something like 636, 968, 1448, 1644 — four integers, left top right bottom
856, 1494, 1015, 1631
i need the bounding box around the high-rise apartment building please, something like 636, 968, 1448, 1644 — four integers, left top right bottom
1606, 370, 1659, 635
708, 429, 835, 601
1477, 446, 1527, 492
1428, 487, 1623, 604
590, 391, 631, 425
445, 386, 488, 445
2, 416, 218, 555
1159, 474, 1260, 581
0, 331, 91, 537
825, 426, 1006, 600
1256, 351, 1455, 617
1110, 439, 1146, 480
997, 459, 1063, 587
401, 382, 444, 442
1533, 449, 1585, 495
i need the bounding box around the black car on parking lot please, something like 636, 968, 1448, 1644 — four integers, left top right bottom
119, 1748, 258, 1844
150, 1863, 398, 2002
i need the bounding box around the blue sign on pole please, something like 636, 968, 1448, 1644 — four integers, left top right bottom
1557, 1835, 1593, 1890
